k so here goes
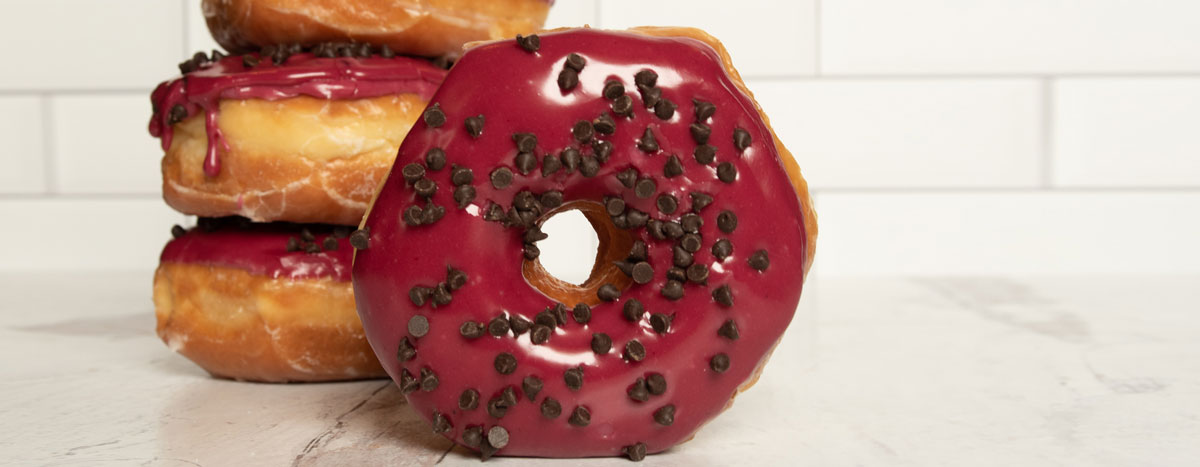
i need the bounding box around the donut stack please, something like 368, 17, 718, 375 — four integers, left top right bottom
148, 0, 552, 382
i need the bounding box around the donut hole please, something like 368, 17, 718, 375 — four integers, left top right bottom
522, 201, 635, 306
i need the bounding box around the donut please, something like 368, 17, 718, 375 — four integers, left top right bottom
350, 27, 817, 459
202, 0, 553, 59
154, 217, 385, 382
149, 47, 447, 225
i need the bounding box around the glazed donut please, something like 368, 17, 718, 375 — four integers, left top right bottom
202, 0, 553, 59
350, 27, 817, 459
154, 218, 385, 382
149, 48, 446, 225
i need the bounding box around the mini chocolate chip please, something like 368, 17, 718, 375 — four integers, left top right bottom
564, 367, 584, 390
663, 155, 684, 178
558, 68, 579, 91
414, 178, 437, 198
397, 336, 416, 362
640, 86, 662, 109
431, 282, 452, 307
487, 426, 510, 449
572, 120, 594, 143
654, 99, 676, 120
571, 303, 592, 324
420, 367, 439, 391
733, 127, 752, 151
717, 210, 739, 234
624, 443, 648, 462
462, 426, 483, 448
540, 190, 564, 208
605, 197, 626, 216
487, 396, 509, 419
379, 44, 395, 58
514, 152, 537, 175
560, 148, 582, 173
464, 115, 485, 138
408, 315, 429, 338
399, 369, 419, 394
402, 205, 424, 226
432, 412, 452, 434
593, 113, 616, 135
749, 249, 770, 271
612, 95, 634, 117
515, 189, 539, 211
541, 154, 562, 177
637, 127, 659, 152
628, 378, 650, 402
535, 309, 557, 329
564, 53, 587, 72
170, 224, 187, 239
653, 405, 676, 426
299, 228, 315, 242
654, 194, 678, 215
322, 236, 338, 251
712, 238, 733, 260
694, 98, 716, 121
353, 42, 372, 58
718, 319, 740, 340
687, 263, 709, 284
460, 388, 480, 410
673, 246, 694, 269
634, 178, 656, 199
512, 132, 538, 152
646, 373, 667, 395
460, 321, 484, 339
635, 69, 658, 88
241, 54, 260, 68
624, 340, 646, 362
524, 226, 549, 243
717, 162, 739, 183
630, 262, 654, 284
423, 148, 447, 171
167, 104, 188, 125
666, 267, 687, 282
626, 209, 649, 228
713, 284, 734, 307
541, 397, 562, 418
530, 324, 551, 345
286, 237, 300, 252
480, 440, 498, 460
591, 333, 612, 354
422, 204, 446, 225
402, 163, 426, 184
603, 80, 625, 100
623, 299, 645, 321
662, 221, 684, 239
304, 242, 321, 254
711, 353, 731, 373
522, 376, 543, 401
694, 144, 717, 165
484, 203, 506, 222
552, 303, 569, 325
523, 243, 540, 260
597, 283, 621, 301
661, 280, 684, 301
615, 261, 635, 277
494, 352, 518, 375
690, 123, 711, 144
409, 286, 432, 306
594, 140, 614, 162
488, 316, 510, 336
579, 156, 600, 177
680, 233, 702, 253
680, 213, 703, 233
649, 313, 672, 335
489, 167, 514, 189
453, 185, 476, 208
423, 104, 446, 128
616, 168, 638, 188
568, 406, 591, 427
689, 192, 714, 212
509, 315, 532, 336
516, 33, 540, 52
629, 240, 648, 261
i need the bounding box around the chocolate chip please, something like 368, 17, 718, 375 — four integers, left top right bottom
653, 405, 676, 426
420, 367, 439, 391
523, 243, 540, 260
299, 228, 315, 242
650, 313, 671, 334
628, 378, 650, 402
463, 115, 485, 138
635, 69, 658, 88
661, 280, 684, 301
322, 236, 338, 251
488, 316, 510, 336
423, 104, 446, 128
637, 127, 658, 152
524, 226, 549, 243
241, 54, 260, 68
527, 324, 550, 345
516, 34, 540, 52
630, 262, 654, 284
303, 242, 321, 254
462, 426, 483, 447
713, 284, 734, 307
673, 247, 693, 271
408, 315, 429, 338
535, 309, 558, 329
694, 99, 716, 121
654, 99, 676, 120
552, 303, 569, 325
285, 237, 300, 252
634, 178, 656, 199
679, 233, 701, 253
541, 154, 562, 177
689, 123, 712, 144
431, 283, 452, 307
541, 397, 562, 418
432, 412, 452, 434
663, 154, 684, 178
402, 205, 424, 226
564, 52, 587, 71
399, 369, 419, 394
592, 113, 616, 135
558, 68, 579, 91
693, 144, 716, 165
409, 286, 432, 306
603, 80, 625, 100
422, 204, 446, 225
167, 104, 188, 125
354, 43, 372, 58
640, 86, 662, 109
487, 426, 510, 449
665, 267, 688, 282
580, 156, 600, 177
718, 319, 740, 340
484, 203, 506, 222
591, 332, 613, 354
564, 367, 584, 390
710, 353, 731, 373
569, 406, 591, 427
687, 193, 712, 213
624, 443, 648, 461
626, 209, 649, 228
518, 376, 543, 402
616, 168, 638, 188
662, 221, 684, 239
624, 340, 646, 362
401, 163, 426, 184
488, 167, 513, 190
712, 238, 733, 260
733, 127, 752, 151
597, 283, 621, 301
651, 194, 676, 215
593, 140, 614, 162
487, 395, 510, 419
460, 321, 484, 339
628, 241, 648, 262
379, 44, 395, 58
453, 185, 476, 208
540, 190, 564, 208
512, 132, 538, 152
414, 178, 437, 198
564, 303, 589, 324
169, 224, 186, 239
572, 120, 594, 143
560, 148, 582, 173
749, 249, 770, 271
397, 336, 416, 362
423, 148, 447, 172
460, 388, 480, 410
717, 210, 739, 234
623, 299, 645, 321
646, 373, 667, 395
514, 152, 537, 175
687, 264, 709, 284
612, 95, 634, 117
605, 197, 626, 217
509, 315, 532, 336
681, 213, 703, 233
494, 352, 517, 375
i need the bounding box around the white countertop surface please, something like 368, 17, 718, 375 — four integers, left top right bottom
2, 272, 1197, 466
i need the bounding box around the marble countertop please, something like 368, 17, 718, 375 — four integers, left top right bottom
2, 272, 1197, 466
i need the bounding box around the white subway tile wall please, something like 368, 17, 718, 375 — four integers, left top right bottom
0, 1, 1197, 274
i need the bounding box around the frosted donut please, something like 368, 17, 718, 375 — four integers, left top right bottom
202, 0, 553, 59
154, 218, 385, 383
350, 28, 816, 459
149, 48, 446, 225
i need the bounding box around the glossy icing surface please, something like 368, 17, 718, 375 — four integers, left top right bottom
161, 223, 352, 281
353, 29, 809, 458
148, 53, 447, 177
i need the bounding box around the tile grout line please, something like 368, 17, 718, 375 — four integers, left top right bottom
814, 0, 822, 76
1041, 78, 1055, 188
40, 94, 56, 195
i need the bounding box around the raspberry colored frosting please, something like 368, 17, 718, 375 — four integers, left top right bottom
148, 53, 447, 177
161, 223, 353, 281
353, 29, 810, 459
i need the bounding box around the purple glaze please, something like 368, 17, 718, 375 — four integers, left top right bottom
161, 224, 353, 281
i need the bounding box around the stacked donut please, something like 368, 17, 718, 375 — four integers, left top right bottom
148, 0, 551, 382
